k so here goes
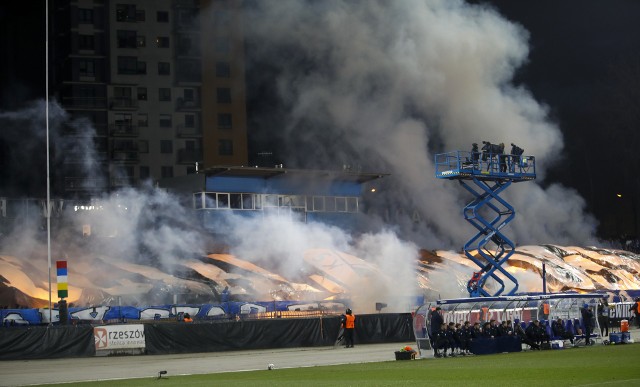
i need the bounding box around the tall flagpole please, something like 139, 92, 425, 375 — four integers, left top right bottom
46, 0, 52, 324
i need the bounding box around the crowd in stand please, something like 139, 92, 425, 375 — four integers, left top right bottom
428, 306, 597, 358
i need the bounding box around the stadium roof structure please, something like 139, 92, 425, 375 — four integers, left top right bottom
202, 165, 388, 184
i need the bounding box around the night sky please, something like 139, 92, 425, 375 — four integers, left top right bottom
2, 1, 640, 239
477, 0, 640, 238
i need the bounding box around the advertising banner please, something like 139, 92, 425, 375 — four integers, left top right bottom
94, 324, 145, 351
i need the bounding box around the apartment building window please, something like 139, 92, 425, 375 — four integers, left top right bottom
215, 62, 230, 78
114, 113, 132, 128
137, 61, 146, 74
158, 62, 171, 75
136, 10, 145, 22
79, 59, 95, 76
217, 113, 232, 129
216, 88, 231, 104
116, 4, 136, 22
159, 88, 171, 101
156, 37, 170, 48
219, 139, 233, 156
140, 166, 150, 180
138, 140, 149, 153
160, 140, 173, 154
159, 114, 172, 127
215, 38, 230, 54
78, 9, 94, 24
157, 11, 169, 22
137, 87, 147, 100
214, 10, 231, 28
185, 114, 195, 128
117, 56, 137, 74
78, 35, 94, 50
77, 85, 95, 97
184, 88, 195, 101
137, 36, 146, 47
177, 37, 192, 55
137, 113, 148, 127
114, 86, 132, 100
117, 30, 137, 48
161, 166, 173, 178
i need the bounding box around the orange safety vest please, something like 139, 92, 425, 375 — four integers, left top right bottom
481, 307, 489, 321
543, 303, 550, 315
636, 302, 640, 314
345, 314, 355, 329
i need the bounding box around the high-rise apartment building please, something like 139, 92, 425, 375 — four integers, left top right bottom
51, 0, 248, 198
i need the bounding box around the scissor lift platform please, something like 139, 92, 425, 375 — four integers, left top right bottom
434, 149, 536, 297
435, 150, 535, 182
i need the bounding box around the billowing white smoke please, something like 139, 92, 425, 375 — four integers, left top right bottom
0, 100, 103, 192
243, 0, 598, 248
0, 0, 605, 308
74, 187, 205, 270
221, 212, 419, 312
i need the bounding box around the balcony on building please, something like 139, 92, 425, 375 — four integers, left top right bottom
176, 97, 201, 111
111, 177, 138, 188
174, 1, 201, 33
110, 121, 139, 137
175, 36, 201, 58
176, 60, 202, 84
64, 177, 108, 192
177, 148, 203, 164
176, 123, 202, 138
60, 121, 107, 137
62, 97, 107, 110
111, 140, 139, 163
109, 97, 138, 110
63, 150, 108, 164
110, 151, 139, 163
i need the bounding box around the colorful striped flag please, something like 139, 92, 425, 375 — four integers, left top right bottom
56, 260, 68, 299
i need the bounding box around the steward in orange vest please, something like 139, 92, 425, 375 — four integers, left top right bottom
343, 309, 356, 348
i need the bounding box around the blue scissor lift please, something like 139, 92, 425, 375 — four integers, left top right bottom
434, 149, 536, 297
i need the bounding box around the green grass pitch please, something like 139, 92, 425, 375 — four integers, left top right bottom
44, 343, 640, 387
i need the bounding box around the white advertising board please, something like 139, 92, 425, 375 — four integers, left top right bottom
94, 324, 146, 350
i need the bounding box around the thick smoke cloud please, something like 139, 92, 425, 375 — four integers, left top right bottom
0, 1, 606, 309
244, 0, 598, 248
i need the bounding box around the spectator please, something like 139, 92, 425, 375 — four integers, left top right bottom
446, 322, 459, 356
539, 302, 550, 321
183, 313, 193, 322
343, 308, 356, 348
630, 298, 640, 328
515, 321, 540, 350
505, 320, 514, 335
497, 320, 511, 336
581, 304, 594, 346
551, 317, 574, 345
429, 307, 444, 354
481, 322, 493, 338
598, 297, 612, 337
433, 322, 449, 358
488, 319, 499, 337
460, 321, 473, 355
526, 320, 549, 347
472, 322, 482, 338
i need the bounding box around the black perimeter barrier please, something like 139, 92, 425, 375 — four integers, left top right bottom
0, 313, 414, 359
145, 313, 415, 355
0, 325, 95, 360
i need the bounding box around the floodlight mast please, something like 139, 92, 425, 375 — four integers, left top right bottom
46, 0, 52, 323
434, 145, 536, 297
